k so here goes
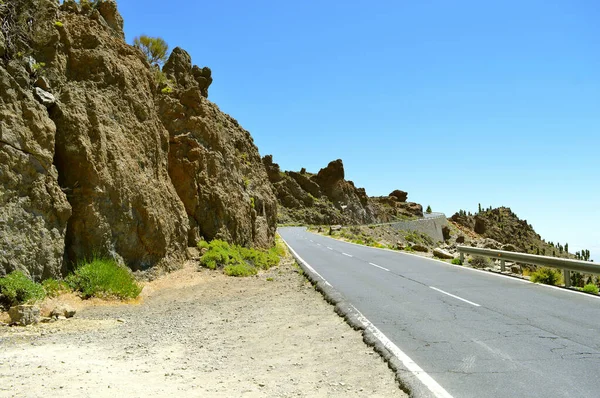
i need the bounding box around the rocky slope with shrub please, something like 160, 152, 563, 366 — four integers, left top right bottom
449, 206, 572, 257
0, 0, 276, 280
263, 156, 423, 225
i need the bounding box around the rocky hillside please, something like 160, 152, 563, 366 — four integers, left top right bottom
0, 0, 276, 280
450, 206, 571, 257
263, 156, 423, 225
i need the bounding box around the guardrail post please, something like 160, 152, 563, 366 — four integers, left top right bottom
460, 252, 464, 264
563, 270, 571, 288
501, 259, 505, 272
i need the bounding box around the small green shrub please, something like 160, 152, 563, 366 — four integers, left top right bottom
0, 272, 46, 308
42, 278, 70, 298
250, 197, 255, 209
32, 62, 46, 72
199, 239, 283, 276
469, 256, 490, 269
530, 267, 563, 286
451, 258, 463, 265
197, 239, 210, 251
161, 86, 173, 94
266, 277, 274, 282
224, 263, 257, 277
582, 284, 599, 294
54, 21, 64, 28
404, 246, 414, 252
66, 259, 141, 299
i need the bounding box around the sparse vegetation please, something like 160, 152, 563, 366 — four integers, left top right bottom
0, 271, 46, 308
582, 284, 599, 294
530, 267, 563, 286
426, 205, 432, 214
451, 258, 463, 265
133, 35, 169, 66
54, 21, 63, 28
199, 239, 283, 276
42, 278, 71, 298
66, 259, 142, 299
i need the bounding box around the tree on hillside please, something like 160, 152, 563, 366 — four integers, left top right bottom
133, 35, 169, 66
478, 203, 482, 213
426, 205, 432, 214
564, 243, 569, 254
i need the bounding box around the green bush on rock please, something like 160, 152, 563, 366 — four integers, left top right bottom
198, 239, 283, 277
0, 271, 46, 308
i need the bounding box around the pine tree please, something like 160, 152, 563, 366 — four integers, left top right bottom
426, 205, 432, 214
133, 35, 170, 66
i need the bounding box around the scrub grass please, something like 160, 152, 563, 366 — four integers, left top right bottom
198, 237, 285, 277
66, 259, 141, 299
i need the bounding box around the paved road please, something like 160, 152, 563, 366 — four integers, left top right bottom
279, 227, 600, 398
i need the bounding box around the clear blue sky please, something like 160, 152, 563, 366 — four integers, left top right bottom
119, 0, 599, 260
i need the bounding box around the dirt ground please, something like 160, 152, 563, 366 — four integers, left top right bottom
0, 255, 406, 397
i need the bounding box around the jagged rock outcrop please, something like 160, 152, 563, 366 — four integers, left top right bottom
158, 49, 276, 247
264, 156, 423, 225
0, 0, 276, 279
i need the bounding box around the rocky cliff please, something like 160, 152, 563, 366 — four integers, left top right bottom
0, 0, 277, 280
263, 156, 423, 225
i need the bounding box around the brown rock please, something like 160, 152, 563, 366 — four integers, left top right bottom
456, 235, 465, 244
389, 190, 408, 202
411, 244, 429, 252
9, 305, 41, 326
433, 248, 454, 259
50, 304, 76, 319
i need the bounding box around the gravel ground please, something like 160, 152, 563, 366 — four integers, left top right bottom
0, 255, 406, 397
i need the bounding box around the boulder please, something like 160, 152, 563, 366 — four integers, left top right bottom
389, 190, 408, 202
442, 226, 451, 241
456, 235, 465, 244
411, 244, 429, 252
396, 241, 405, 250
502, 244, 518, 252
186, 247, 201, 260
329, 225, 342, 234
33, 88, 56, 107
9, 305, 41, 326
433, 248, 454, 259
50, 304, 76, 319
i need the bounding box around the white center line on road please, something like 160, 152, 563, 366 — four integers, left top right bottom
342, 253, 353, 257
316, 243, 321, 246
369, 262, 390, 272
309, 240, 313, 243
429, 287, 480, 307
327, 247, 333, 250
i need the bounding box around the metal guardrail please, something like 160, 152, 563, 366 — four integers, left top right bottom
457, 246, 599, 288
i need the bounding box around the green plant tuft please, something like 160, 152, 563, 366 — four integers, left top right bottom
66, 259, 141, 299
582, 284, 599, 294
199, 239, 283, 276
161, 86, 173, 94
451, 258, 463, 265
42, 278, 70, 298
0, 272, 46, 308
530, 267, 563, 286
54, 21, 63, 28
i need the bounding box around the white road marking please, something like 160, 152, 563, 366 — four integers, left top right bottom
317, 243, 321, 246
279, 235, 332, 287
309, 240, 313, 243
351, 305, 454, 398
327, 247, 333, 250
429, 287, 480, 307
369, 262, 390, 271
342, 253, 353, 257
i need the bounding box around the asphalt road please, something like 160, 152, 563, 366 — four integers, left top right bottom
279, 227, 600, 398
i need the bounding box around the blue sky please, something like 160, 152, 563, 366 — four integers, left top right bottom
119, 0, 599, 260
